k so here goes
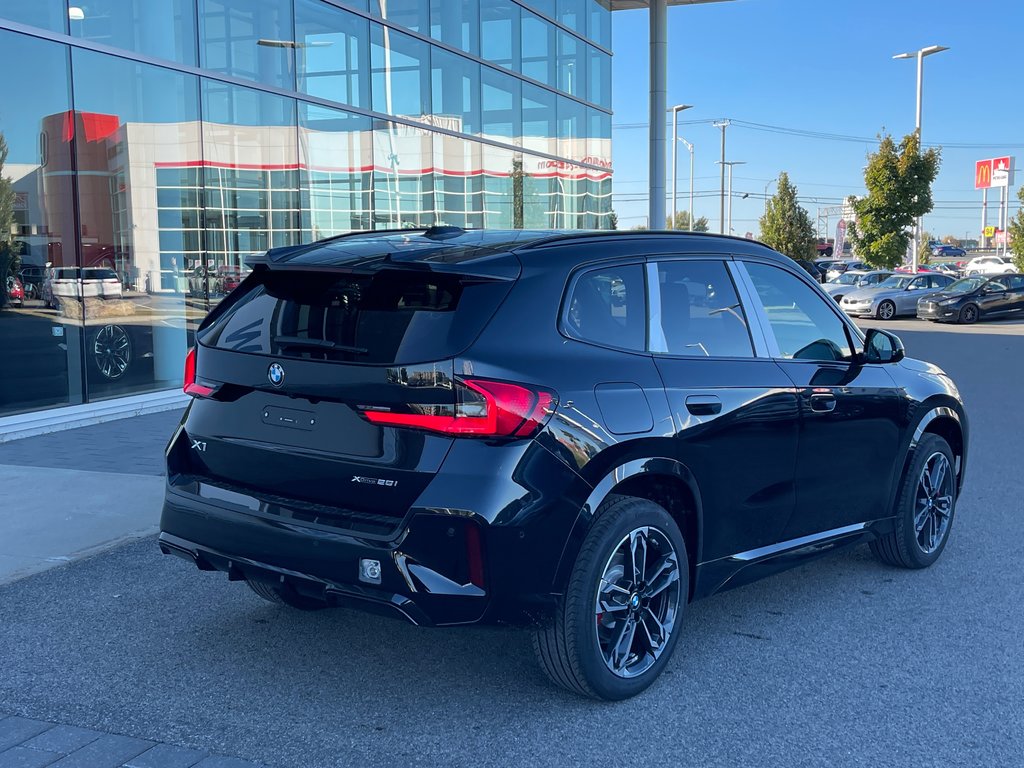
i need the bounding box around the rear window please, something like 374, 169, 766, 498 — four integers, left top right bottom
563, 263, 646, 351
198, 269, 511, 365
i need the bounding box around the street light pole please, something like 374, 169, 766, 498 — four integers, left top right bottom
763, 176, 778, 218
681, 138, 695, 231
893, 44, 949, 271
718, 160, 745, 234
713, 120, 730, 234
669, 104, 693, 229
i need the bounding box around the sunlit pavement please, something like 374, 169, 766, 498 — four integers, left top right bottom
0, 322, 1021, 768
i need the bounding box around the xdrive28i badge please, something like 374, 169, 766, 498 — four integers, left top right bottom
267, 363, 285, 387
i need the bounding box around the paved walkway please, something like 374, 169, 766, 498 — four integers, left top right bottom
0, 715, 262, 767
0, 411, 180, 584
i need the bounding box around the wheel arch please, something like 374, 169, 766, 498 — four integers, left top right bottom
889, 404, 967, 511
553, 457, 703, 602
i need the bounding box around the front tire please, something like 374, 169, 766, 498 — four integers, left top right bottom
876, 300, 896, 320
870, 434, 957, 569
533, 495, 688, 700
958, 304, 979, 324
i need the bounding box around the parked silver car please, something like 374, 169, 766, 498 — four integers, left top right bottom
822, 269, 894, 302
840, 273, 955, 319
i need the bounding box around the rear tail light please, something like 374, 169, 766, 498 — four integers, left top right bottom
183, 347, 216, 398
360, 378, 555, 438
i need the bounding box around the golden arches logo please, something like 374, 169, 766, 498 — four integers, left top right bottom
976, 161, 992, 189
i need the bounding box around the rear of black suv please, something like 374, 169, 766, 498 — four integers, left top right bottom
160, 229, 588, 628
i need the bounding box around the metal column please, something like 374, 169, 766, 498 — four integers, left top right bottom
648, 0, 667, 231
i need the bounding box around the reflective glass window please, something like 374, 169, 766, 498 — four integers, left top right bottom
434, 135, 483, 229
557, 0, 586, 35
295, 0, 369, 108
71, 48, 201, 400
428, 0, 479, 56
480, 0, 519, 71
370, 0, 428, 36
522, 83, 556, 157
651, 261, 754, 358
370, 24, 430, 119
0, 0, 65, 33
524, 0, 555, 19
0, 31, 78, 415
557, 96, 585, 161
557, 28, 585, 98
299, 103, 373, 236
70, 0, 198, 65
202, 80, 299, 292
372, 121, 434, 229
482, 145, 517, 229
588, 0, 611, 49
565, 264, 647, 352
431, 48, 480, 136
199, 0, 295, 89
521, 153, 554, 229
588, 45, 610, 106
481, 67, 520, 141
587, 108, 610, 166
521, 10, 555, 87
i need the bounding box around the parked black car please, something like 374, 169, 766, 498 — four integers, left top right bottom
917, 274, 1024, 324
161, 228, 968, 701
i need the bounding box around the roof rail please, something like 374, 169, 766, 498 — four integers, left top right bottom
516, 229, 771, 251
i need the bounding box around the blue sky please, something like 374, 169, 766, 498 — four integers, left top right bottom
610, 0, 1022, 240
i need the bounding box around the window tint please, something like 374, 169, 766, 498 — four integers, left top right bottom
1007, 276, 1024, 290
746, 263, 853, 362
565, 264, 645, 351
651, 261, 753, 358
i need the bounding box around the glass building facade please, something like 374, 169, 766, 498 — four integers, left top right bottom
0, 0, 612, 418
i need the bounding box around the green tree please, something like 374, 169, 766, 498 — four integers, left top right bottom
608, 210, 618, 230
848, 132, 941, 269
0, 134, 19, 308
1008, 185, 1024, 272
665, 211, 710, 231
511, 157, 524, 229
758, 172, 816, 260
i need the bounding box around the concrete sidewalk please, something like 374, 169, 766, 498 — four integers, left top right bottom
0, 410, 182, 584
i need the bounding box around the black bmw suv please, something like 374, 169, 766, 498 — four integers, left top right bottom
161, 228, 968, 700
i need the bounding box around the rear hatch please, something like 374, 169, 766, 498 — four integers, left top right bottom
174, 238, 524, 530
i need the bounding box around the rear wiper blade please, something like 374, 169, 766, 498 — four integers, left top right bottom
273, 335, 368, 354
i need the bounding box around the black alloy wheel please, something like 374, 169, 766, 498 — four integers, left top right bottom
93, 324, 132, 380
958, 304, 979, 324
870, 433, 957, 569
533, 495, 688, 700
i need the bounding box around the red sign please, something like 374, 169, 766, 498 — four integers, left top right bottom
975, 159, 993, 189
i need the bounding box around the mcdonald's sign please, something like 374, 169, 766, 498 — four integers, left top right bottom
975, 159, 993, 189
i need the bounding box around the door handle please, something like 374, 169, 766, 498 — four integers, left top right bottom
685, 394, 722, 416
809, 393, 837, 412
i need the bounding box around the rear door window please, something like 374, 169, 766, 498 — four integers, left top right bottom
199, 269, 512, 365
650, 260, 754, 358
563, 263, 646, 351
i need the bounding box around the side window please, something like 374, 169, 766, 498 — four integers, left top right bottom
745, 262, 853, 362
1007, 276, 1024, 290
564, 263, 646, 351
651, 260, 754, 358
908, 277, 927, 290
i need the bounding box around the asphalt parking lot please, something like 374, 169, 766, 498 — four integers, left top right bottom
1, 319, 1022, 768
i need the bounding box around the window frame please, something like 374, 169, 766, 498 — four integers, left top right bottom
558, 258, 651, 355
733, 256, 865, 364
644, 257, 763, 361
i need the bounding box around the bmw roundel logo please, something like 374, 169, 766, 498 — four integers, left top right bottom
268, 362, 285, 387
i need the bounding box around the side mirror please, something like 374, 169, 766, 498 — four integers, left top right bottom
863, 328, 905, 364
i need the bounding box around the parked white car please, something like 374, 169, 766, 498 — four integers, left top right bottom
963, 256, 1015, 276
43, 266, 123, 307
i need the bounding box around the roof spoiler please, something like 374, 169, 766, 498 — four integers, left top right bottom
245, 226, 474, 268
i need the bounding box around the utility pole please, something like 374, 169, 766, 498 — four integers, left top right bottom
669, 104, 693, 229
713, 120, 730, 234
719, 160, 745, 234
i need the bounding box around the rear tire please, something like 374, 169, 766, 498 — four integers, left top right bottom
870, 434, 957, 569
533, 495, 688, 701
247, 578, 330, 610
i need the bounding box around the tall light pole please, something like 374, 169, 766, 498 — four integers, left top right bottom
680, 138, 695, 230
893, 44, 949, 270
713, 120, 730, 233
718, 160, 745, 233
669, 104, 693, 229
763, 176, 778, 218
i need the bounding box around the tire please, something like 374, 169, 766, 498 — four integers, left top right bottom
958, 304, 979, 325
247, 578, 330, 610
876, 300, 896, 320
532, 495, 688, 701
869, 434, 957, 569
